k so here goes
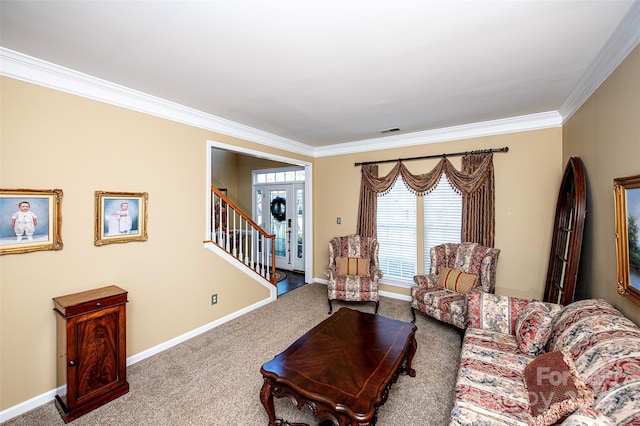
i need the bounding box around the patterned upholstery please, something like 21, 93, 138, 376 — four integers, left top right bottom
324, 234, 383, 314
449, 294, 640, 426
411, 242, 500, 329
546, 299, 640, 424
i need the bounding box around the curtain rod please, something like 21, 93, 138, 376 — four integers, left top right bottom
354, 146, 509, 167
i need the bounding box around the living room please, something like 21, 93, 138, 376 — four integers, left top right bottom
1, 2, 640, 424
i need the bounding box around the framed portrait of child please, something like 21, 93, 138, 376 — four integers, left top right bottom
95, 191, 148, 246
0, 188, 63, 255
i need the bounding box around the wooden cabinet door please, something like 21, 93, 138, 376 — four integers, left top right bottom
67, 305, 125, 407
54, 285, 129, 423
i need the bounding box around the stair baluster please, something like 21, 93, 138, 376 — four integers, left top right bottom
207, 186, 276, 286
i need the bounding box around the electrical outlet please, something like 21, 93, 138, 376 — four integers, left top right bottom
337, 217, 341, 224
211, 294, 218, 305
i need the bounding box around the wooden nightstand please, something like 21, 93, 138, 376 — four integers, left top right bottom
53, 285, 129, 423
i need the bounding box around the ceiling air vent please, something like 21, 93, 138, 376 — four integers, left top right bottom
379, 127, 400, 134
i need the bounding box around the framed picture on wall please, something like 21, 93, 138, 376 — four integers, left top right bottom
0, 188, 63, 255
614, 174, 640, 305
95, 191, 148, 246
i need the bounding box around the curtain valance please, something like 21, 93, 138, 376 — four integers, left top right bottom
360, 154, 493, 196
357, 153, 495, 247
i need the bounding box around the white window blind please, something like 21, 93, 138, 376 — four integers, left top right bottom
377, 178, 416, 282
424, 174, 462, 273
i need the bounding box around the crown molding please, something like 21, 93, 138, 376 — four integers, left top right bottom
0, 47, 315, 157
6, 34, 635, 159
559, 1, 640, 122
313, 111, 562, 157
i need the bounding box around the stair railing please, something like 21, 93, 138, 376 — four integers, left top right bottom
206, 185, 276, 286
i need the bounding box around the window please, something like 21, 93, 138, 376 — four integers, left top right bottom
376, 174, 461, 284
253, 168, 305, 184
424, 174, 462, 272
377, 179, 417, 283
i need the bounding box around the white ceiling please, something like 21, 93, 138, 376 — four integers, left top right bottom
1, 1, 638, 149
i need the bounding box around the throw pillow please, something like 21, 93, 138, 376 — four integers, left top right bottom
336, 257, 370, 277
516, 301, 556, 356
435, 266, 478, 295
466, 291, 529, 334
524, 350, 594, 426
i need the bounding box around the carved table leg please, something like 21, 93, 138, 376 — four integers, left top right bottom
260, 378, 278, 426
402, 336, 417, 377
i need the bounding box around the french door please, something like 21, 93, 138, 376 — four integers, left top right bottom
254, 183, 304, 271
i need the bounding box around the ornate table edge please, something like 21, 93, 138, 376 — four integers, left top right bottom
260, 331, 418, 426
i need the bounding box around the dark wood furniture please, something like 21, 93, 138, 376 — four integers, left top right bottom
543, 157, 587, 306
260, 307, 417, 426
53, 285, 129, 423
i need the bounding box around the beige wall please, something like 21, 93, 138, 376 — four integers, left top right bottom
236, 155, 296, 212
563, 44, 640, 324
210, 148, 294, 212
3, 42, 637, 413
0, 77, 311, 409
211, 148, 239, 201
313, 128, 563, 299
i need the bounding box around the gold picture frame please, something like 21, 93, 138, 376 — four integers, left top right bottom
95, 191, 148, 246
614, 174, 640, 305
0, 188, 63, 255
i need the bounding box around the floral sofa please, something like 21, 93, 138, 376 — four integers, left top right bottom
449, 292, 640, 426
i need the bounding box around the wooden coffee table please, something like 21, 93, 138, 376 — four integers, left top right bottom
260, 307, 417, 426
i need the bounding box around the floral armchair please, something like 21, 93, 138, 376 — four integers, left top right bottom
324, 234, 383, 314
411, 242, 500, 329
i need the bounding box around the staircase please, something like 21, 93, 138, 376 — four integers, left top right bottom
206, 185, 276, 286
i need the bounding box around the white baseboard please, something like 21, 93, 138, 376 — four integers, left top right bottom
0, 387, 62, 423
126, 295, 274, 365
0, 295, 274, 423
1, 280, 410, 422
380, 290, 412, 302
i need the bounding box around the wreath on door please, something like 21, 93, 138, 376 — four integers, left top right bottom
270, 196, 286, 222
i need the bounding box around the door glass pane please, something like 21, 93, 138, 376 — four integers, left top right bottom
255, 190, 263, 227
270, 190, 287, 258
296, 188, 303, 260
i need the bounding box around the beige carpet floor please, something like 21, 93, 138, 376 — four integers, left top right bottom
3, 283, 462, 426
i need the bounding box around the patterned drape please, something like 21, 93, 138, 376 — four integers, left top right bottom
356, 164, 380, 238
462, 154, 495, 246
356, 153, 495, 246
